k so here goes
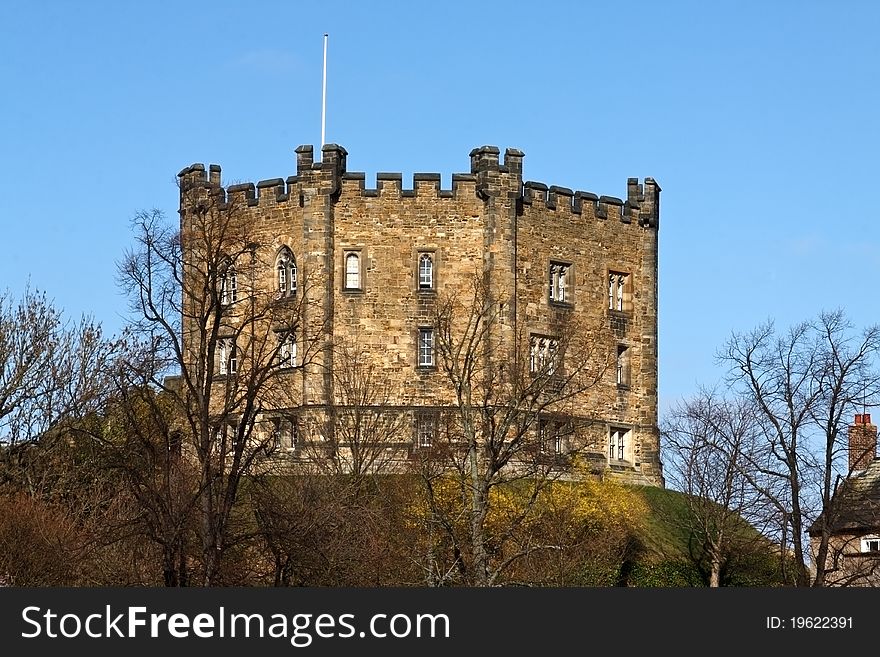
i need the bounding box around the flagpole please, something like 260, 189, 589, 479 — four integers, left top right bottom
321, 33, 328, 148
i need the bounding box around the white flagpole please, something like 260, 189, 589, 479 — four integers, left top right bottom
321, 33, 328, 148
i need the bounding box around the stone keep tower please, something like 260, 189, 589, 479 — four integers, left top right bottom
177, 144, 663, 486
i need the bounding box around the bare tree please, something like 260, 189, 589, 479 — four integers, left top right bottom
116, 181, 323, 584
662, 389, 778, 586
308, 340, 411, 481
95, 376, 201, 586
412, 274, 611, 586
0, 287, 118, 494
720, 309, 880, 586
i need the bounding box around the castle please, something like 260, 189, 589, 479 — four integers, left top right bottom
176, 144, 663, 487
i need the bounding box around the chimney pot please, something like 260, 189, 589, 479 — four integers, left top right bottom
850, 413, 878, 471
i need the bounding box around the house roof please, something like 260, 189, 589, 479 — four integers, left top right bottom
809, 458, 880, 536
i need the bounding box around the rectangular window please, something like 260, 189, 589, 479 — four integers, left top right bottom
609, 427, 631, 462
418, 252, 434, 290
276, 331, 297, 369
539, 420, 565, 455
269, 417, 298, 451
529, 334, 560, 375
219, 338, 237, 376
549, 262, 570, 304
861, 537, 880, 553
415, 412, 437, 448
418, 328, 434, 367
221, 269, 237, 305
344, 251, 361, 290
616, 345, 630, 387
608, 272, 630, 312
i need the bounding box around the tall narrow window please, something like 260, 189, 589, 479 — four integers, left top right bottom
344, 252, 361, 290
415, 412, 437, 448
418, 328, 434, 367
616, 345, 630, 387
418, 253, 434, 290
276, 331, 297, 369
276, 248, 297, 298
539, 420, 564, 455
529, 334, 560, 375
220, 266, 237, 305
549, 262, 571, 304
219, 339, 237, 376
608, 272, 629, 311
609, 427, 630, 462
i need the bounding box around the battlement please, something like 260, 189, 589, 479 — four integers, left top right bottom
521, 177, 659, 229
468, 146, 524, 176
178, 145, 659, 228
338, 171, 478, 200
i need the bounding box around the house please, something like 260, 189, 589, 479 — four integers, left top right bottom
808, 414, 880, 586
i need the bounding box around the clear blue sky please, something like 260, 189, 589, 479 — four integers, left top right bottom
2, 1, 878, 418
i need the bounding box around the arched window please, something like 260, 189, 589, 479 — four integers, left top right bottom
276, 247, 297, 298
418, 253, 434, 289
344, 252, 361, 290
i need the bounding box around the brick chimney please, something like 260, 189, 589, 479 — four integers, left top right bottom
849, 414, 878, 472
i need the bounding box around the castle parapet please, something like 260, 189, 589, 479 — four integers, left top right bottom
339, 172, 477, 200
178, 147, 658, 228
522, 177, 656, 227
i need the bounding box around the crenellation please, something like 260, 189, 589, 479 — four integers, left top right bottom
226, 182, 256, 207
547, 185, 574, 211
523, 181, 549, 207
413, 173, 442, 199
641, 177, 661, 229
256, 177, 287, 204
295, 145, 314, 174
320, 143, 347, 175
177, 163, 208, 191
598, 195, 623, 223
627, 177, 642, 205
598, 195, 623, 206
575, 191, 599, 218
376, 172, 403, 197
503, 148, 524, 176
470, 145, 501, 173
450, 173, 476, 200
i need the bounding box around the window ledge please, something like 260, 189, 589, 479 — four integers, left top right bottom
549, 301, 574, 310
341, 287, 365, 295
416, 365, 438, 373
417, 288, 437, 295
